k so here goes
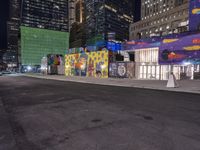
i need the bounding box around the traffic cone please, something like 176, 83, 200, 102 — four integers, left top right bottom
166, 73, 179, 88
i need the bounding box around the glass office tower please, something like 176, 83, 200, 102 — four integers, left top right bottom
21, 0, 68, 32
5, 0, 21, 68
85, 0, 133, 46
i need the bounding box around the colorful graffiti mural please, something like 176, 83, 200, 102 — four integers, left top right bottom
65, 51, 109, 78
122, 32, 198, 51
122, 38, 161, 50
159, 33, 200, 64
47, 54, 64, 66
46, 54, 64, 75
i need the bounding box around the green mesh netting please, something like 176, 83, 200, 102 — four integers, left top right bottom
21, 26, 69, 65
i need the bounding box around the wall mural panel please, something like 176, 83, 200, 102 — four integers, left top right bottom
65, 51, 109, 78
159, 33, 200, 65
109, 62, 135, 78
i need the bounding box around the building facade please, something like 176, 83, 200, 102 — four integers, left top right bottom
0, 0, 9, 68
124, 31, 200, 80
69, 0, 85, 25
189, 0, 200, 31
0, 0, 9, 51
20, 0, 69, 66
5, 0, 21, 68
21, 0, 68, 32
85, 0, 133, 46
68, 0, 76, 30
130, 0, 189, 40
75, 0, 84, 23
69, 0, 86, 48
69, 22, 86, 48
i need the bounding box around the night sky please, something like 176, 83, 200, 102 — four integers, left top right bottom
133, 0, 141, 22
0, 0, 9, 49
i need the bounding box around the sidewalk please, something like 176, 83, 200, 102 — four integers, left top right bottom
23, 74, 200, 94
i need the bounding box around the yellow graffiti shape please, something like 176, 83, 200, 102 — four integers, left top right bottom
183, 45, 200, 51
163, 39, 179, 43
192, 8, 200, 14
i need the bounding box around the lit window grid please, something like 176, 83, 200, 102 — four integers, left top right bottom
135, 48, 159, 63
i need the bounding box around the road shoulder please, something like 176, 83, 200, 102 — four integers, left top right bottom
0, 99, 18, 150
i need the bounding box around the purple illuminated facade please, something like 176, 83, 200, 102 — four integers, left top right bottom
123, 33, 200, 65
159, 33, 200, 64
189, 0, 200, 31
122, 32, 200, 80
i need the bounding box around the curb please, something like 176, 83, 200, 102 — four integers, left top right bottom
22, 74, 200, 95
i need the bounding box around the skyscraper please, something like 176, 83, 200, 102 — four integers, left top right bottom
68, 0, 76, 30
21, 0, 68, 32
68, 0, 85, 30
69, 0, 86, 48
0, 0, 9, 65
85, 0, 133, 46
75, 0, 84, 23
6, 0, 21, 68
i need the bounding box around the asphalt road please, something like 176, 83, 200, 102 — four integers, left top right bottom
0, 76, 200, 150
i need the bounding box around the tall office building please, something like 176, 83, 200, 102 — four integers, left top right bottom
6, 0, 21, 68
68, 0, 84, 28
85, 0, 133, 46
68, 0, 76, 30
20, 0, 69, 66
75, 0, 84, 23
141, 0, 188, 20
0, 0, 9, 66
0, 0, 9, 49
21, 0, 68, 31
69, 0, 86, 48
130, 0, 189, 40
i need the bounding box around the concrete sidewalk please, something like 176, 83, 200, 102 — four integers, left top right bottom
23, 74, 200, 94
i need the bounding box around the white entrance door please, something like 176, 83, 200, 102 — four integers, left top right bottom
139, 65, 160, 80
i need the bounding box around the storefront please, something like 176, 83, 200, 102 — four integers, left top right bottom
134, 47, 159, 80
135, 60, 200, 80
132, 47, 172, 80
124, 33, 200, 80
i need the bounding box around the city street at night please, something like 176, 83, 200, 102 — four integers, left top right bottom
1, 0, 200, 149
0, 76, 200, 150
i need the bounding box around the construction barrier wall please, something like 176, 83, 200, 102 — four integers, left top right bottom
109, 62, 135, 78
21, 26, 69, 65
65, 51, 109, 78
